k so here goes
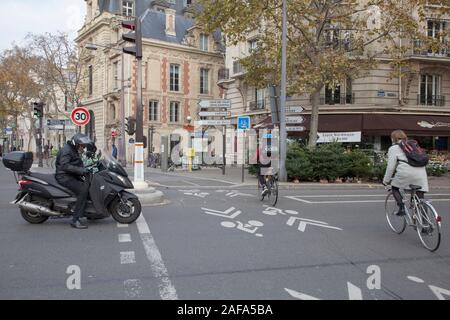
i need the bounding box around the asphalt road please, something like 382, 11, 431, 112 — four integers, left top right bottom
1, 164, 449, 300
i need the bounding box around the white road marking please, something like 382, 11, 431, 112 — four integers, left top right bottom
182, 180, 200, 186
120, 251, 136, 264
286, 216, 343, 232
117, 223, 129, 228
347, 282, 363, 300
285, 288, 321, 300
294, 193, 450, 198
136, 214, 178, 300
118, 234, 132, 243
124, 279, 142, 298
201, 207, 242, 219
408, 276, 425, 283
286, 196, 450, 204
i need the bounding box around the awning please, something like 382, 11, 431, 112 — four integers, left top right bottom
253, 113, 450, 136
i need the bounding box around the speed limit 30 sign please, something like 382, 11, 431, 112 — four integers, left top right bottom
71, 107, 90, 126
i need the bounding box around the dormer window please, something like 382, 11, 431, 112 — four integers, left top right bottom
122, 1, 134, 17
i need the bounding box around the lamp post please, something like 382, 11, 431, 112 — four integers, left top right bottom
186, 116, 193, 172
85, 43, 127, 167
279, 0, 288, 182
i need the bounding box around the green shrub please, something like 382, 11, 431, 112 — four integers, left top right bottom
342, 149, 373, 179
286, 144, 313, 181
310, 143, 346, 181
371, 161, 387, 181
426, 162, 448, 177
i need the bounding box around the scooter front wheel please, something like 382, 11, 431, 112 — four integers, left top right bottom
109, 197, 141, 224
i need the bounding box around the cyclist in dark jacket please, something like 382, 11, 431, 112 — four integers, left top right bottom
55, 134, 92, 229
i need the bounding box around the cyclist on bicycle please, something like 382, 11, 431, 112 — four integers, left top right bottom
257, 143, 272, 197
383, 130, 429, 216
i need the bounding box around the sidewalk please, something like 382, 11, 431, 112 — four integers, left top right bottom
136, 165, 450, 190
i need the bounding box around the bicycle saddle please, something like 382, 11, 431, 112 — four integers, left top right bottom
409, 184, 422, 191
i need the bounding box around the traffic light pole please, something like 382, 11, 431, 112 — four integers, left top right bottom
133, 18, 148, 190
119, 51, 127, 167
37, 115, 43, 168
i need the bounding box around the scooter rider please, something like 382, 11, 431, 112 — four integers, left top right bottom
55, 133, 92, 229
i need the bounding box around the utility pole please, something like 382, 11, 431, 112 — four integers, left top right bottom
33, 102, 45, 168
120, 51, 127, 167
279, 0, 288, 182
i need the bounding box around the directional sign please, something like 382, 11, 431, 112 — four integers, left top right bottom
286, 116, 305, 124
71, 107, 90, 126
198, 99, 231, 109
195, 120, 231, 126
286, 126, 306, 132
285, 106, 304, 114
5, 127, 13, 135
237, 116, 251, 130
317, 131, 361, 143
198, 111, 231, 117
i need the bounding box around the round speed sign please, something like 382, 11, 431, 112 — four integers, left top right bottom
71, 107, 90, 126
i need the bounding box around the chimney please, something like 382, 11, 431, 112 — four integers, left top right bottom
165, 8, 176, 37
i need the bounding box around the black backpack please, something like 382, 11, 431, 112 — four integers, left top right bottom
397, 140, 429, 167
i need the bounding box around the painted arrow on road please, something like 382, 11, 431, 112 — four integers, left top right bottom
286, 217, 342, 232
201, 207, 242, 219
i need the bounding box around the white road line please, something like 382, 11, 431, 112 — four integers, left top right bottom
291, 194, 450, 198
117, 223, 129, 228
182, 180, 200, 186
119, 234, 132, 243
285, 196, 450, 204
136, 214, 178, 300
120, 251, 136, 264
347, 282, 363, 300
285, 288, 321, 300
124, 279, 142, 298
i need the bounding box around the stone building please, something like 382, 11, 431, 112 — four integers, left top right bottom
219, 3, 450, 152
76, 0, 225, 163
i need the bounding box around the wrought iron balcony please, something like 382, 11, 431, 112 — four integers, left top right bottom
249, 100, 266, 110
413, 39, 450, 57
218, 68, 230, 81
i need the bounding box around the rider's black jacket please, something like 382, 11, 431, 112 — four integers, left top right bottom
55, 142, 85, 179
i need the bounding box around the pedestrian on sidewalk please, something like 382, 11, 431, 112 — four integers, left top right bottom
112, 143, 118, 160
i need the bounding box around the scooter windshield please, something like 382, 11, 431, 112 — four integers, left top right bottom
100, 151, 129, 177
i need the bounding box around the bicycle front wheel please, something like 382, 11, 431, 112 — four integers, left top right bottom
385, 192, 406, 234
267, 179, 278, 207
416, 201, 441, 252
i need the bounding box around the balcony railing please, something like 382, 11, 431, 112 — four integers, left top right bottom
417, 95, 446, 106
320, 93, 355, 105
413, 40, 450, 57
249, 100, 265, 110
218, 68, 230, 81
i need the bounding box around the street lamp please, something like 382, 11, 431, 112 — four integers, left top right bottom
85, 43, 127, 167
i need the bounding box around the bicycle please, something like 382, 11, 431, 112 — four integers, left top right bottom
258, 172, 279, 207
385, 184, 442, 252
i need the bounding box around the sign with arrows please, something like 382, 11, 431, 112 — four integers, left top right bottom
198, 99, 231, 109
285, 106, 304, 114
286, 126, 306, 132
286, 116, 305, 124
195, 120, 231, 126
198, 111, 231, 117
317, 131, 362, 143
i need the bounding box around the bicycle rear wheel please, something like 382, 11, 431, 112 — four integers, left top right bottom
416, 201, 441, 252
385, 192, 406, 234
267, 179, 278, 207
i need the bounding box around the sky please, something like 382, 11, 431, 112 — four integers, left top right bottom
0, 0, 86, 52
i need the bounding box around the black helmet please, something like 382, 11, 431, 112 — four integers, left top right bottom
71, 133, 92, 148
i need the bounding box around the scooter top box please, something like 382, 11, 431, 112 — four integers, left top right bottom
2, 151, 34, 172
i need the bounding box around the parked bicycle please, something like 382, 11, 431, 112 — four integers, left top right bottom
258, 171, 279, 206
385, 184, 442, 252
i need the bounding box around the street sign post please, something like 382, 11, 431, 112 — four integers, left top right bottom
198, 111, 231, 117
198, 99, 231, 109
237, 116, 251, 130
286, 116, 305, 124
71, 107, 90, 126
286, 126, 306, 132
285, 106, 305, 114
195, 120, 231, 126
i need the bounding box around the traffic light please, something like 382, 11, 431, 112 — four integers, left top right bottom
122, 19, 142, 59
125, 117, 136, 136
33, 102, 44, 118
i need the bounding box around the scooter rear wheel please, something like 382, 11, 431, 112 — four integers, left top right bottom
20, 208, 49, 224
109, 197, 141, 224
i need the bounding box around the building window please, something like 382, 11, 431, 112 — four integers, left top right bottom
64, 92, 68, 111
88, 65, 93, 96
170, 64, 180, 92
427, 20, 447, 55
419, 74, 442, 106
200, 68, 209, 94
323, 78, 354, 105
200, 34, 209, 52
122, 1, 134, 17
149, 101, 158, 121
169, 101, 180, 123
248, 39, 258, 53
255, 88, 264, 108
113, 61, 119, 90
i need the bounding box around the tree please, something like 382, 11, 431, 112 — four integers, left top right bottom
196, 0, 448, 148
0, 46, 44, 150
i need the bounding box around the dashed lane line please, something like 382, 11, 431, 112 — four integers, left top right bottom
136, 214, 178, 300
